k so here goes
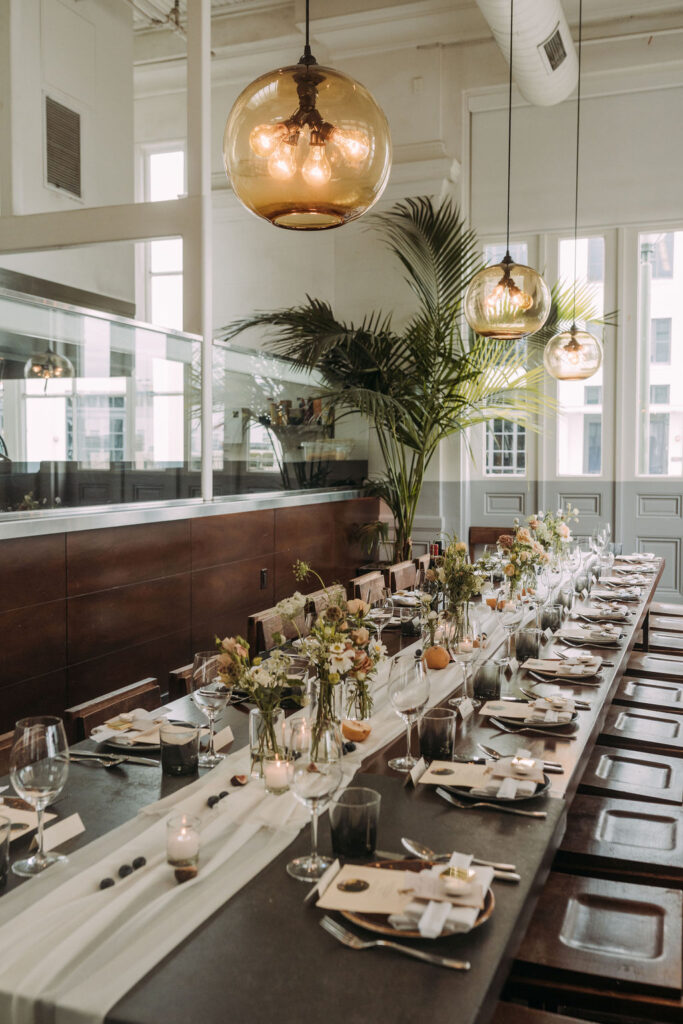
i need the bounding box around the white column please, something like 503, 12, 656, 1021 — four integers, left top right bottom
185, 0, 213, 501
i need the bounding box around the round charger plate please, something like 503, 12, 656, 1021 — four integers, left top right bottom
529, 665, 599, 681
494, 711, 579, 730
340, 858, 495, 939
445, 773, 552, 804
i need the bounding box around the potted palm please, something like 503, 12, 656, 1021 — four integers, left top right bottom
219, 197, 612, 561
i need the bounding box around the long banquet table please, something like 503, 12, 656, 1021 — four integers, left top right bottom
0, 559, 666, 1024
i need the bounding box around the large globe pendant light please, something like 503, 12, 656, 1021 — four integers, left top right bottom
222, 0, 391, 231
543, 0, 602, 381
464, 0, 551, 340
24, 343, 74, 390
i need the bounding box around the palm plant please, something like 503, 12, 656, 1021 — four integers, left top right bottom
219, 197, 612, 561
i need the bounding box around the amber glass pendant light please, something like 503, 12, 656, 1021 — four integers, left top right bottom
24, 343, 75, 390
464, 0, 551, 339
544, 0, 602, 381
222, 0, 391, 230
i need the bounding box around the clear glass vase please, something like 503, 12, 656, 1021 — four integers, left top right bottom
344, 676, 373, 722
249, 707, 285, 778
447, 601, 470, 644
307, 676, 344, 757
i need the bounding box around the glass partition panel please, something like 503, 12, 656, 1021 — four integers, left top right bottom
212, 344, 369, 496
0, 288, 200, 512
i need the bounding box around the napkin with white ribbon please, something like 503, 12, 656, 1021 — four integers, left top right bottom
470, 747, 542, 798
388, 852, 494, 938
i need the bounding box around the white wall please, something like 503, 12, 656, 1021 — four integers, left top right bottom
0, 0, 135, 301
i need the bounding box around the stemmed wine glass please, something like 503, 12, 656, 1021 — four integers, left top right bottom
530, 563, 546, 627
387, 656, 430, 772
369, 588, 394, 644
10, 716, 69, 877
500, 599, 523, 664
287, 723, 343, 881
192, 651, 232, 768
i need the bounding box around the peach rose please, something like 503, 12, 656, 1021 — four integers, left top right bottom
351, 627, 370, 646
347, 598, 371, 617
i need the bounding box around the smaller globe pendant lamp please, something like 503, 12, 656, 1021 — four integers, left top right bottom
24, 344, 75, 384
543, 323, 603, 381
464, 0, 551, 340
222, 1, 391, 230
544, 0, 603, 382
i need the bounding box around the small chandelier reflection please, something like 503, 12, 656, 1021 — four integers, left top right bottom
464, 0, 551, 340
24, 344, 75, 390
544, 0, 603, 381
222, 0, 391, 230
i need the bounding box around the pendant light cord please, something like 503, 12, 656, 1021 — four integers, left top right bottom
571, 0, 584, 328
301, 0, 313, 63
504, 0, 514, 262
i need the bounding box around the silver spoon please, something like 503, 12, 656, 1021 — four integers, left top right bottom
400, 838, 519, 880
477, 742, 563, 772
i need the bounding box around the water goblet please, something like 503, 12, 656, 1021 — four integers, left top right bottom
369, 588, 394, 644
387, 656, 431, 772
287, 725, 344, 881
10, 716, 69, 877
499, 599, 523, 663
192, 651, 232, 768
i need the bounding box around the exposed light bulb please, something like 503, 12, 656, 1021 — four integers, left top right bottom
268, 140, 297, 180
543, 326, 603, 381
301, 143, 332, 186
330, 127, 370, 165
249, 122, 288, 157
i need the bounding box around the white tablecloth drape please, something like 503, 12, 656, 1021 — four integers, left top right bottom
0, 612, 509, 1024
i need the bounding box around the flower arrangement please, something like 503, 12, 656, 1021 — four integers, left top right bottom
438, 538, 486, 609
525, 507, 580, 557
293, 561, 386, 740
497, 526, 549, 596
215, 637, 298, 760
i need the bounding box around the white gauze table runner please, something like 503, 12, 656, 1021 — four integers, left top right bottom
0, 609, 511, 1024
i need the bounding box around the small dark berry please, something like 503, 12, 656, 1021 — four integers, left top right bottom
99, 877, 115, 890
118, 864, 133, 879
230, 774, 248, 787
218, 791, 229, 800
132, 856, 146, 870
346, 741, 356, 752
207, 795, 220, 808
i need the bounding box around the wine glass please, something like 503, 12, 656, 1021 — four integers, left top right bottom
530, 563, 546, 627
387, 656, 430, 772
369, 588, 394, 643
192, 652, 232, 768
287, 724, 343, 881
482, 544, 498, 587
10, 716, 69, 877
499, 597, 523, 663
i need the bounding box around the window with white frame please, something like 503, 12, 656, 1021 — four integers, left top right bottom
637, 231, 683, 476
483, 242, 529, 476
556, 236, 605, 476
141, 148, 185, 330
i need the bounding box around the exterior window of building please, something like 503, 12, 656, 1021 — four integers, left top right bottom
486, 418, 526, 475
143, 149, 185, 330
650, 385, 670, 405
638, 232, 682, 476
557, 237, 605, 475
651, 318, 672, 363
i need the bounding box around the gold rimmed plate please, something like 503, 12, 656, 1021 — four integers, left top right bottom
340, 858, 495, 939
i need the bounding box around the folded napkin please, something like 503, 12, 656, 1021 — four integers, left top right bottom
392, 594, 420, 607
576, 606, 629, 622
524, 656, 600, 678
524, 699, 573, 725
558, 625, 621, 643
471, 747, 542, 797
90, 708, 168, 745
593, 587, 641, 602
388, 853, 494, 938
619, 553, 656, 562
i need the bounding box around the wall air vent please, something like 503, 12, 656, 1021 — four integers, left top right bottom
540, 26, 567, 73
45, 96, 82, 198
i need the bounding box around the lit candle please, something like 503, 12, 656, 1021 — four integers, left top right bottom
263, 756, 290, 795
166, 814, 200, 866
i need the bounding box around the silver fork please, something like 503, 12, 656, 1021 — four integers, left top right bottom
319, 915, 470, 970
435, 787, 547, 818
489, 717, 577, 741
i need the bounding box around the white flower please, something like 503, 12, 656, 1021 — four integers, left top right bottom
367, 639, 387, 660
436, 567, 446, 583
268, 649, 292, 670
250, 665, 276, 688
299, 636, 320, 659
328, 651, 354, 674
275, 591, 306, 621
328, 642, 348, 655
428, 610, 438, 620
419, 593, 433, 609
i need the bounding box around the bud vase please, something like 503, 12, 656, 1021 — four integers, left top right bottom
307, 675, 343, 757
248, 707, 285, 778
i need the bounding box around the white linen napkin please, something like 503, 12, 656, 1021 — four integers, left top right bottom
388, 853, 494, 937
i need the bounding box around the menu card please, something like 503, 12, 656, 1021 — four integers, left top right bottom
418, 761, 491, 788
316, 865, 414, 914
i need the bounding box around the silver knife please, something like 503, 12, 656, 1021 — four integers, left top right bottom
69, 750, 160, 766
375, 851, 520, 882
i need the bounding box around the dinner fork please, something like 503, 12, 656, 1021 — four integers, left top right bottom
490, 717, 577, 741
435, 787, 547, 818
319, 916, 471, 970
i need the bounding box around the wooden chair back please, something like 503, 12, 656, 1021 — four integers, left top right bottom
307, 584, 347, 615
247, 606, 306, 655
385, 560, 418, 593
0, 731, 13, 777
468, 525, 514, 562
413, 553, 430, 584
168, 663, 193, 702
348, 571, 385, 604
64, 678, 161, 741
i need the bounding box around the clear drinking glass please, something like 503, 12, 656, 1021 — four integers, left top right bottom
287, 725, 343, 881
10, 716, 69, 877
369, 588, 394, 643
192, 651, 232, 768
500, 599, 523, 662
387, 656, 430, 772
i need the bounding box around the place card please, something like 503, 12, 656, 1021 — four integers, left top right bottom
3, 806, 57, 842
316, 865, 414, 914
418, 760, 491, 788
458, 697, 474, 720
304, 858, 341, 905
31, 813, 85, 852
405, 757, 427, 787
212, 725, 235, 752
479, 700, 530, 720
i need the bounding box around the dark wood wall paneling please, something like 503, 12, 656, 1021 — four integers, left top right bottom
0, 497, 379, 730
